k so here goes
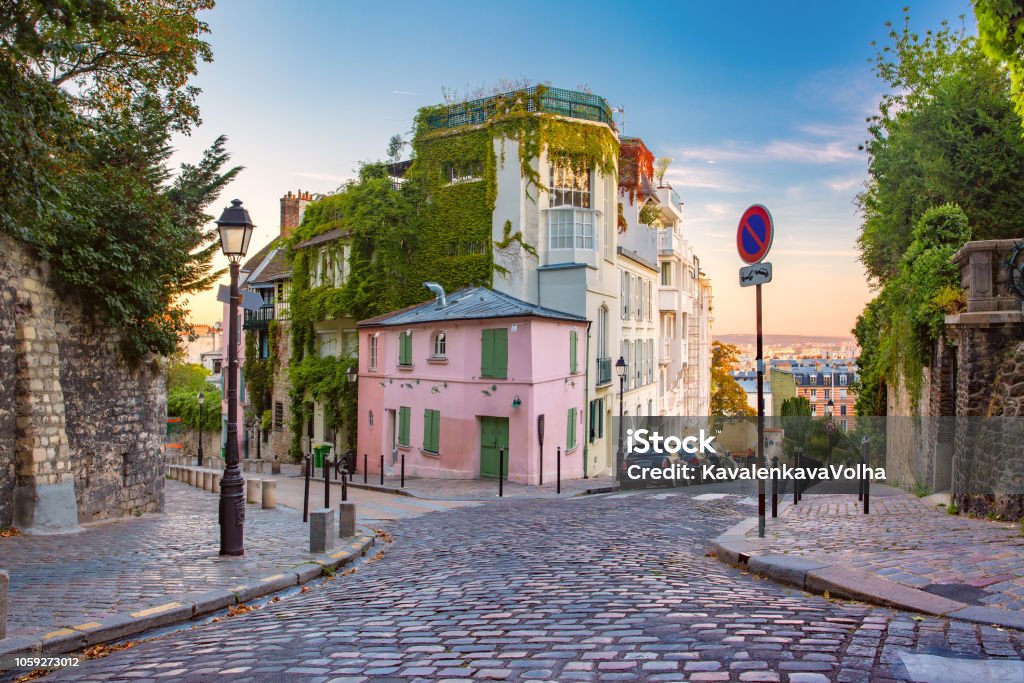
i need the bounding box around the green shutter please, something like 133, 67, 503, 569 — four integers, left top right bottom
423, 409, 440, 452
567, 407, 577, 450
493, 328, 508, 378
481, 329, 494, 377
570, 329, 578, 373
481, 328, 508, 379
398, 406, 410, 446
399, 332, 412, 365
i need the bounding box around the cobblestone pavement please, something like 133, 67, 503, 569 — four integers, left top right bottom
748, 486, 1024, 612
0, 481, 376, 637
43, 488, 1024, 682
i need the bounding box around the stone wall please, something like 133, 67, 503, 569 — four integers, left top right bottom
0, 234, 165, 531
268, 319, 293, 462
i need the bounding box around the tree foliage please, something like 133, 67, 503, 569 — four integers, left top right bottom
975, 0, 1024, 122
1, 1, 233, 359
710, 341, 756, 419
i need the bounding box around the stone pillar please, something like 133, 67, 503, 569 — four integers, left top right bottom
262, 479, 276, 509
338, 502, 355, 538
309, 508, 333, 553
187, 468, 196, 487
12, 267, 79, 534
212, 473, 221, 492
203, 471, 213, 492
271, 461, 281, 475
246, 478, 261, 504
255, 460, 265, 474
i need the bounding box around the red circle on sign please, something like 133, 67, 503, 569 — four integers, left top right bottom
737, 204, 774, 264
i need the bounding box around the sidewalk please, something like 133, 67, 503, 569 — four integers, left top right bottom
0, 481, 376, 657
336, 472, 619, 501
713, 485, 1024, 630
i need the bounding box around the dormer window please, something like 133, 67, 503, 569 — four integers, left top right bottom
432, 331, 447, 359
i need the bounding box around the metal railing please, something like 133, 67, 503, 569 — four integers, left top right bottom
243, 305, 274, 330
424, 86, 615, 130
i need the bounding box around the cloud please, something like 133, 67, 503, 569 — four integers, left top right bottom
663, 165, 741, 192
679, 138, 859, 165
824, 175, 865, 192
392, 90, 420, 96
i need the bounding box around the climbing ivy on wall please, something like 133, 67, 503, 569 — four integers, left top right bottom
242, 319, 278, 421
283, 85, 619, 458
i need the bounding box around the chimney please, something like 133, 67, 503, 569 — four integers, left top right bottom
280, 189, 313, 239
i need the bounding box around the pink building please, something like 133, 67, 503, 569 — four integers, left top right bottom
357, 286, 590, 485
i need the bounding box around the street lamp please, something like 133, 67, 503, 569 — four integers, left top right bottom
196, 391, 205, 467
615, 356, 627, 460
825, 398, 836, 468
215, 199, 255, 557
346, 365, 357, 384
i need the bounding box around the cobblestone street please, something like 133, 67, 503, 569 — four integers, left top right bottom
749, 487, 1024, 612
41, 489, 1024, 682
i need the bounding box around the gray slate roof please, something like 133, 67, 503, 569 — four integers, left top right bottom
358, 287, 588, 327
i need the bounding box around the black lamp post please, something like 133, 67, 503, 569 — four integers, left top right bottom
615, 356, 627, 460
215, 199, 255, 557
196, 391, 205, 467
346, 365, 357, 384
825, 398, 835, 465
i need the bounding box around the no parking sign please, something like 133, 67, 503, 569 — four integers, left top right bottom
737, 204, 774, 264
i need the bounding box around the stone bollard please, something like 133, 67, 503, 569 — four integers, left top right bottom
309, 508, 334, 553
246, 478, 262, 504
212, 473, 222, 492
1, 569, 8, 640
262, 479, 277, 509
256, 460, 265, 474
338, 502, 356, 539
271, 461, 281, 475
243, 459, 251, 473
187, 468, 196, 487
204, 471, 214, 492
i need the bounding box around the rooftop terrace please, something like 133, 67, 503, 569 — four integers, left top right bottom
423, 85, 615, 131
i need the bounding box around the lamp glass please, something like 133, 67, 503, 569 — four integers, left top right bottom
615, 356, 627, 378
198, 391, 205, 405
346, 365, 357, 383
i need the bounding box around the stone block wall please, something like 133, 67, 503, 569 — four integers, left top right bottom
269, 319, 293, 462
0, 234, 165, 531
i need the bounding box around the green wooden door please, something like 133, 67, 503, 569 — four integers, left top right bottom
479, 416, 509, 478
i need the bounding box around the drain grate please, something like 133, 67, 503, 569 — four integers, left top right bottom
922, 582, 990, 605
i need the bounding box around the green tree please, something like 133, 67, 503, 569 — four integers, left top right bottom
857, 10, 1024, 283
710, 341, 756, 418
168, 361, 213, 394
975, 0, 1024, 121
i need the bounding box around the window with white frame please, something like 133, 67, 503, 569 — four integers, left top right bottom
342, 329, 357, 356
621, 272, 630, 319
661, 263, 671, 286
840, 374, 848, 386
432, 331, 446, 359
550, 163, 591, 208
597, 306, 608, 358
318, 332, 339, 358
549, 208, 594, 249
369, 334, 378, 371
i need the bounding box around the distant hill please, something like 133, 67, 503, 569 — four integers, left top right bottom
714, 334, 855, 346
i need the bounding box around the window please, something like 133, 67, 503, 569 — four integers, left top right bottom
661, 263, 672, 286
811, 404, 817, 416
567, 407, 577, 450
481, 328, 508, 379
274, 402, 283, 432
840, 389, 847, 399
809, 375, 817, 385
597, 306, 608, 359
342, 330, 357, 356
423, 409, 440, 453
444, 160, 483, 184
368, 410, 374, 427
570, 329, 578, 374
398, 331, 413, 366
369, 335, 378, 371
621, 272, 630, 319
810, 389, 817, 398
548, 208, 594, 249
398, 406, 411, 447
550, 163, 591, 208
647, 281, 653, 320
824, 389, 831, 399
840, 404, 847, 416
647, 339, 655, 383
637, 278, 644, 321
318, 332, 339, 358
432, 331, 447, 359
589, 398, 605, 442
841, 420, 848, 431
840, 374, 849, 386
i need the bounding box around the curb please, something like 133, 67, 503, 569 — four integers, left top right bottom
711, 517, 1024, 632
0, 528, 379, 659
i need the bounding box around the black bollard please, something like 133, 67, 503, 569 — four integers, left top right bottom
401, 451, 406, 488
862, 438, 870, 515
303, 454, 311, 523
341, 470, 348, 502
794, 447, 802, 504
380, 454, 384, 486
363, 453, 368, 484
499, 447, 504, 498
771, 456, 778, 517
556, 446, 561, 494
324, 452, 331, 509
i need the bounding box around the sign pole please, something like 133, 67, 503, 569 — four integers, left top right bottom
756, 283, 765, 538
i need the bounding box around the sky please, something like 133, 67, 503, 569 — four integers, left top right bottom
176, 0, 977, 337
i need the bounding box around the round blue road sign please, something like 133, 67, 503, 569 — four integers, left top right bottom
737, 205, 774, 264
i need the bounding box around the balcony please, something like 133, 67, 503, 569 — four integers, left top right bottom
659, 288, 681, 313
424, 86, 615, 131
243, 305, 274, 331
596, 357, 612, 387
657, 187, 683, 223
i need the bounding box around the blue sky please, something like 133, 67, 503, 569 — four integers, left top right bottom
178, 0, 977, 336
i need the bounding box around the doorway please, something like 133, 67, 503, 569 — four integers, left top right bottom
480, 416, 509, 478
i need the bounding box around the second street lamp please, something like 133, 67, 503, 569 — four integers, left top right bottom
615, 356, 627, 462
215, 199, 255, 557
196, 391, 205, 467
